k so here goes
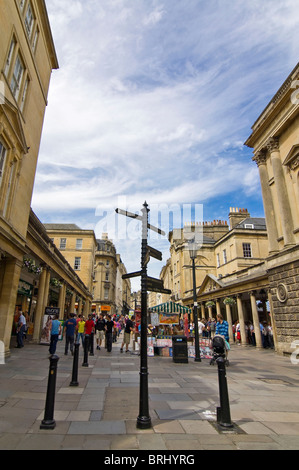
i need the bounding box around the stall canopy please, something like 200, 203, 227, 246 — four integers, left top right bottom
149, 301, 191, 314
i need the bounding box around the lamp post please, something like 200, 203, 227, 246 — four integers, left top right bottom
189, 240, 201, 362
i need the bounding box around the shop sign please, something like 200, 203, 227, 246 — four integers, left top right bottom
101, 305, 111, 311
18, 280, 33, 296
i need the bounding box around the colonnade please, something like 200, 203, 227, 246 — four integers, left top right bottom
199, 289, 274, 349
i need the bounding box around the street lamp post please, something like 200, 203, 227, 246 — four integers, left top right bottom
189, 241, 201, 362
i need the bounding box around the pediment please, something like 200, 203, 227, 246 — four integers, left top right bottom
198, 274, 224, 296
283, 144, 299, 171
0, 99, 28, 154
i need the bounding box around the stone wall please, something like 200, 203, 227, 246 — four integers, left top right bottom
269, 258, 299, 354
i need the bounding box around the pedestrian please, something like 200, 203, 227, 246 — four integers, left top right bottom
49, 314, 61, 355
16, 311, 26, 348
105, 314, 114, 352
120, 315, 135, 353
84, 314, 95, 354
215, 313, 230, 359
95, 313, 106, 350
64, 313, 77, 355
76, 315, 85, 347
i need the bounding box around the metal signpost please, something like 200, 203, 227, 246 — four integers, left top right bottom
116, 202, 170, 429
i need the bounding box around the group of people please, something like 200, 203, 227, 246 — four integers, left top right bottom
233, 320, 274, 348
48, 312, 135, 356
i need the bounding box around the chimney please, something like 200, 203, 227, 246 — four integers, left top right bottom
228, 207, 250, 230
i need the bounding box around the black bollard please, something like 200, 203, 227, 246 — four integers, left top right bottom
40, 354, 59, 430
89, 332, 94, 356
216, 356, 233, 428
82, 334, 89, 367
70, 342, 80, 386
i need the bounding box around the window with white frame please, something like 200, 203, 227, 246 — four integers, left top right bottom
74, 257, 81, 271
223, 249, 227, 264
104, 287, 109, 300
60, 238, 66, 249
4, 37, 16, 77
10, 54, 24, 101
216, 253, 220, 267
76, 238, 83, 250
0, 142, 7, 187
25, 2, 35, 38
243, 243, 252, 258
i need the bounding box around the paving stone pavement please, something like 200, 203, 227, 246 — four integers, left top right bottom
1, 333, 299, 451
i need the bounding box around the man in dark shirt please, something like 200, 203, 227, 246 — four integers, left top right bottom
64, 313, 77, 355
120, 315, 135, 353
95, 314, 106, 350
105, 315, 114, 353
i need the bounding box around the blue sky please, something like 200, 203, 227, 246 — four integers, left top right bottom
32, 0, 299, 290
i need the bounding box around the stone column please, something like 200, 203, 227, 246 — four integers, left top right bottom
70, 291, 76, 313
253, 150, 279, 253
78, 298, 83, 316
267, 289, 277, 351
267, 137, 295, 247
58, 281, 66, 319
216, 299, 221, 318
83, 299, 90, 317
225, 303, 234, 344
250, 291, 262, 348
200, 303, 205, 319
236, 295, 247, 345
32, 266, 47, 343
0, 257, 22, 354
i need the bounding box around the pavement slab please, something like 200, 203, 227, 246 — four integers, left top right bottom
1, 334, 299, 450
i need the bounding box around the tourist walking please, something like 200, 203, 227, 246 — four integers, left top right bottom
16, 311, 26, 348
105, 315, 115, 352
64, 313, 77, 355
120, 315, 135, 353
49, 314, 61, 355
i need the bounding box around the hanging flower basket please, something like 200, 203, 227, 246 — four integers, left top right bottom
50, 278, 62, 288
23, 257, 42, 275
223, 297, 236, 306
205, 300, 215, 308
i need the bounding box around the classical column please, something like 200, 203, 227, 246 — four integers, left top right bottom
236, 295, 247, 345
250, 291, 262, 348
0, 257, 22, 353
58, 281, 66, 319
267, 137, 295, 247
200, 303, 205, 319
253, 150, 279, 253
83, 299, 90, 317
33, 266, 48, 342
216, 299, 221, 318
224, 303, 234, 345
78, 298, 83, 316
70, 291, 76, 313
267, 289, 277, 351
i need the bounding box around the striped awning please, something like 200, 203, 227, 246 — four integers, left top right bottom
149, 301, 191, 314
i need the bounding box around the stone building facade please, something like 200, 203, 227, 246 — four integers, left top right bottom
0, 0, 59, 354
245, 62, 299, 355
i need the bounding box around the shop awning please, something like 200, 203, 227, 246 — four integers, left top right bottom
149, 301, 191, 314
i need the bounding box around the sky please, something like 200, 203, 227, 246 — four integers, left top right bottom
32, 0, 299, 291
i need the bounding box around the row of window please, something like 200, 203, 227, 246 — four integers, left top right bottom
216, 243, 252, 268
58, 238, 83, 250
4, 1, 40, 113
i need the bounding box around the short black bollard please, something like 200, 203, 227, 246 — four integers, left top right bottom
216, 355, 233, 428
70, 342, 80, 386
40, 354, 59, 430
82, 334, 89, 367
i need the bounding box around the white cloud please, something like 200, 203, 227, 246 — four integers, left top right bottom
33, 0, 299, 283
